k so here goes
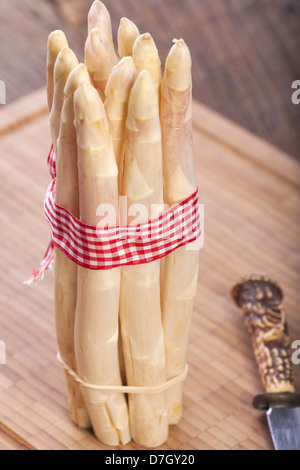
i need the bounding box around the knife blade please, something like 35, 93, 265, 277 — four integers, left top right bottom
253, 392, 300, 450
231, 274, 300, 450
267, 407, 300, 450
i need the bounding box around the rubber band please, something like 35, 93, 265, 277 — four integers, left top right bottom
57, 352, 188, 394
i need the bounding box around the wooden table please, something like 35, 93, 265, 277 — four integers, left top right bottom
0, 89, 299, 450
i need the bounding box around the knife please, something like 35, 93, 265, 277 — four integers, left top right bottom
231, 274, 300, 450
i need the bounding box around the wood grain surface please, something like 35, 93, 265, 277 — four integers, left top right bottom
0, 0, 299, 158
0, 88, 299, 450
0, 426, 31, 450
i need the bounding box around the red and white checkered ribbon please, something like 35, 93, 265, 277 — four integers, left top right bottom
26, 146, 201, 283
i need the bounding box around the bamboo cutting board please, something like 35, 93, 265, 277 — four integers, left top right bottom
0, 88, 299, 450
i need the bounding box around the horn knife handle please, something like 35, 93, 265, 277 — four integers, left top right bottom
231, 275, 295, 395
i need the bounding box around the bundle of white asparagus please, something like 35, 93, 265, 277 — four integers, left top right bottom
47, 1, 200, 448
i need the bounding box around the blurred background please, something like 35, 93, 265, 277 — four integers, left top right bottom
0, 0, 299, 158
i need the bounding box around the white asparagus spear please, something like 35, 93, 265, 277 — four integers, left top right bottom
85, 27, 118, 101
132, 33, 162, 98
74, 81, 130, 446
161, 39, 200, 424
117, 17, 140, 58
87, 0, 118, 63
104, 56, 136, 387
120, 70, 168, 448
132, 32, 163, 303
54, 64, 91, 429
104, 56, 137, 194
49, 46, 79, 157
105, 56, 137, 386
47, 30, 68, 112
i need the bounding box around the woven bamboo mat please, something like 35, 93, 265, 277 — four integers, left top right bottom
0, 0, 299, 158
0, 88, 299, 450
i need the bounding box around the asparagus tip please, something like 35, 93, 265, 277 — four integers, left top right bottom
74, 80, 105, 123
85, 28, 108, 60
115, 55, 135, 69
172, 38, 185, 46
47, 30, 68, 52
88, 0, 110, 29
54, 46, 78, 80
133, 33, 161, 66
105, 56, 137, 98
90, 0, 106, 12
64, 63, 89, 97
140, 32, 152, 41
129, 69, 158, 120
166, 38, 192, 73
48, 29, 67, 42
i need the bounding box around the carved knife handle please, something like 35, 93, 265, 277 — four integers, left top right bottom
231, 274, 295, 397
